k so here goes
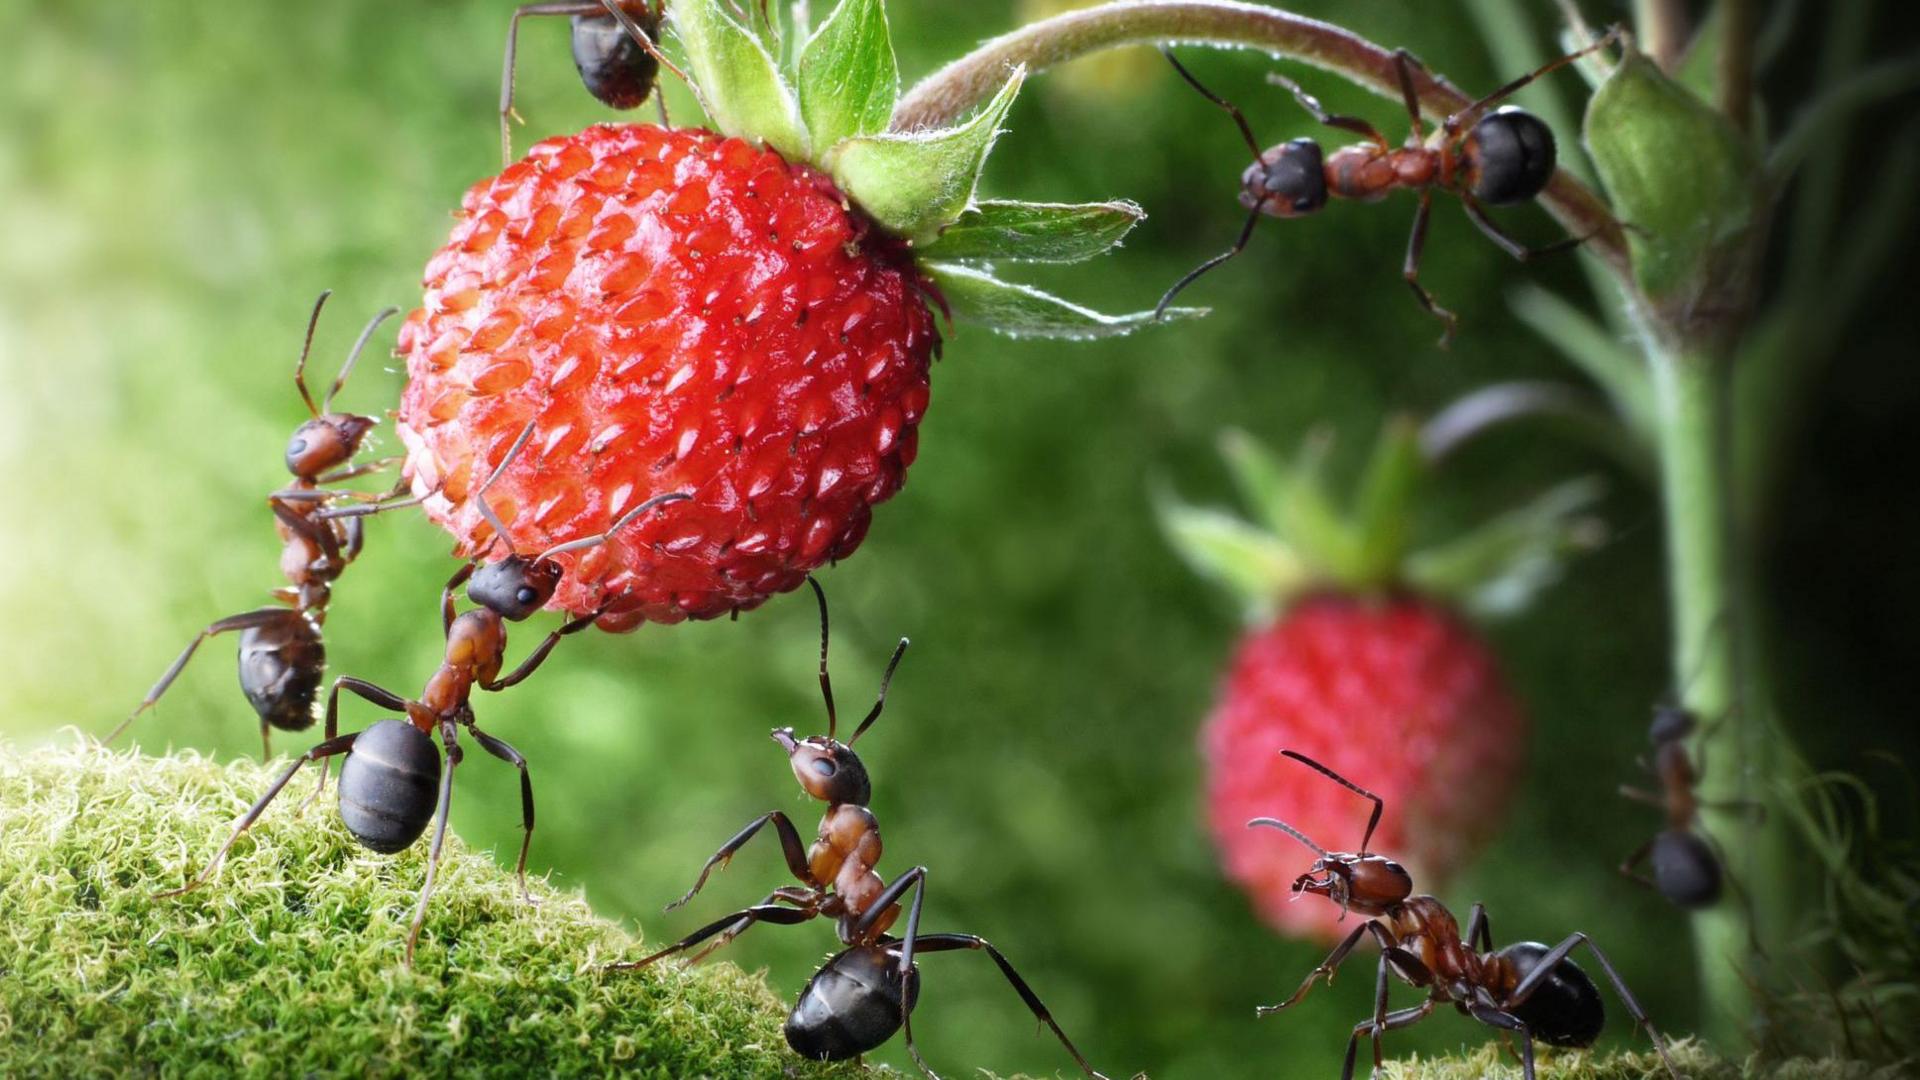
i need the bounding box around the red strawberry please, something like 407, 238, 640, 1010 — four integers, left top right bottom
1162, 423, 1602, 940
396, 125, 935, 628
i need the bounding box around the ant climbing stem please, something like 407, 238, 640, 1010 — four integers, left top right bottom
158, 419, 692, 966
498, 0, 686, 165
1157, 26, 1624, 345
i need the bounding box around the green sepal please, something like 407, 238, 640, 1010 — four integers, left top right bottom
923, 261, 1201, 340
829, 68, 1023, 245
672, 0, 809, 160
917, 200, 1145, 264
1584, 48, 1757, 308
1404, 477, 1607, 618
1155, 496, 1308, 622
796, 0, 897, 150
1217, 429, 1358, 584
1349, 418, 1425, 587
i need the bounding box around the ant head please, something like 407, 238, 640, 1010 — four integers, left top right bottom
1241, 138, 1328, 218
286, 413, 377, 478
571, 3, 662, 110
1648, 703, 1697, 746
773, 727, 872, 806
1250, 750, 1412, 919
1462, 106, 1557, 206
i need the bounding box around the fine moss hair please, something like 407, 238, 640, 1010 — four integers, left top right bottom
0, 737, 870, 1078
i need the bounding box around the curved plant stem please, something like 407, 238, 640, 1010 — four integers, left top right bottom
892, 0, 1629, 278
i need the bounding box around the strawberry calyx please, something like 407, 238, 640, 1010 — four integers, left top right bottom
656, 0, 1195, 338
1160, 417, 1607, 621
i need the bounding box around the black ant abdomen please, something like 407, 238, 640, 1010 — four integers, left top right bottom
785, 944, 923, 1061
1497, 941, 1605, 1049
571, 8, 661, 110
336, 718, 443, 854
238, 620, 327, 733
1463, 107, 1558, 206
1649, 828, 1723, 907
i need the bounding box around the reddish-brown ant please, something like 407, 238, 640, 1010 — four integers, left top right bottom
112, 292, 400, 759
1251, 750, 1678, 1080
607, 579, 1108, 1080
1618, 703, 1760, 909
1157, 28, 1622, 345
157, 421, 690, 964
498, 0, 687, 164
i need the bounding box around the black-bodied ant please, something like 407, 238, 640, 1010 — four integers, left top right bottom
1618, 703, 1760, 909
157, 421, 689, 964
1250, 750, 1678, 1080
1158, 28, 1622, 344
498, 0, 689, 164
112, 292, 400, 759
607, 579, 1108, 1080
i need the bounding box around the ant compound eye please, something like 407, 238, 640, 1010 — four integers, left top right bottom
810, 758, 837, 778
288, 436, 308, 456
516, 587, 539, 606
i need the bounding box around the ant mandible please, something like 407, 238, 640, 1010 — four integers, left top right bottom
158, 421, 690, 965
1251, 750, 1679, 1080
1157, 27, 1623, 345
112, 291, 400, 759
498, 0, 689, 164
1618, 703, 1761, 909
607, 579, 1109, 1080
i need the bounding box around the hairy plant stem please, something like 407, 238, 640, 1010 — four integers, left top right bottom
892, 0, 1629, 278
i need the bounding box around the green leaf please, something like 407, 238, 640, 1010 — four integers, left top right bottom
1405, 477, 1607, 618
829, 68, 1022, 244
923, 262, 1200, 340
917, 200, 1145, 263
1155, 498, 1305, 622
671, 0, 808, 160
796, 0, 898, 149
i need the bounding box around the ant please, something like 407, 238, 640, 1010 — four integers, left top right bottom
606, 579, 1108, 1080
1250, 750, 1678, 1080
158, 421, 690, 964
1157, 27, 1622, 345
1618, 703, 1760, 909
112, 291, 400, 759
498, 0, 689, 164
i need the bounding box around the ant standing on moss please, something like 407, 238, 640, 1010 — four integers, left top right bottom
1158, 27, 1623, 344
157, 422, 690, 965
112, 292, 400, 759
1250, 750, 1679, 1080
607, 579, 1109, 1080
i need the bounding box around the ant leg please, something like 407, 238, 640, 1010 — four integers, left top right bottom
469, 725, 537, 902
1265, 71, 1390, 149
684, 887, 815, 964
1463, 902, 1494, 952
603, 903, 816, 971
1161, 49, 1267, 163
1509, 932, 1680, 1080
664, 811, 812, 911
1444, 25, 1623, 137
1155, 203, 1263, 319
405, 721, 464, 967
112, 608, 298, 746
1461, 195, 1594, 261
1257, 920, 1391, 1015
442, 563, 477, 637
270, 495, 344, 570
1340, 1000, 1437, 1080
314, 456, 404, 487
903, 932, 1110, 1080
1618, 838, 1660, 892
1465, 1005, 1535, 1080
500, 3, 602, 165
598, 0, 695, 90
481, 609, 601, 691
1403, 191, 1459, 347
155, 731, 360, 897
1391, 49, 1425, 141
1619, 784, 1665, 807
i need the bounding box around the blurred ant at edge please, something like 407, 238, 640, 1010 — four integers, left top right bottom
112, 291, 402, 760
158, 421, 690, 965
1619, 688, 1766, 910
498, 0, 692, 164
1158, 26, 1624, 345
607, 579, 1111, 1080
1249, 751, 1679, 1080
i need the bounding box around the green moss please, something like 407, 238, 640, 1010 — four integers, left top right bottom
0, 738, 871, 1078
1377, 1040, 1904, 1080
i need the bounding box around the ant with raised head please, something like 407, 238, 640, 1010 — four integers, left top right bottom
1618, 703, 1760, 910
607, 579, 1108, 1080
498, 0, 688, 164
112, 291, 400, 759
1250, 750, 1679, 1080
1157, 27, 1622, 345
158, 421, 689, 964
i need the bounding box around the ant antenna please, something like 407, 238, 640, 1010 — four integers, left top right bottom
807, 576, 839, 740
1163, 49, 1267, 168
1248, 817, 1326, 857
535, 491, 692, 560
325, 306, 401, 413
293, 290, 335, 417
1281, 750, 1385, 853
1155, 204, 1261, 319
473, 420, 539, 557
598, 0, 708, 113
847, 638, 909, 747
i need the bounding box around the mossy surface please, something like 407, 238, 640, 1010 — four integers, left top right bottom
0, 738, 870, 1078
1376, 1041, 1906, 1080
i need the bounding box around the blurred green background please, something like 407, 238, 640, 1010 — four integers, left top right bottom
2, 1, 1915, 1075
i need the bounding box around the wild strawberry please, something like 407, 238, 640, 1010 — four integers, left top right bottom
1161, 422, 1602, 940
395, 0, 1188, 629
